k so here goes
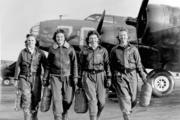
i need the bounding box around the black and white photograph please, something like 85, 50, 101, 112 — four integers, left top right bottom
1, 0, 180, 120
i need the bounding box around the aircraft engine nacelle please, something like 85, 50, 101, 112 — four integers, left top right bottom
127, 4, 180, 72
143, 4, 180, 71
127, 2, 180, 97
142, 4, 180, 47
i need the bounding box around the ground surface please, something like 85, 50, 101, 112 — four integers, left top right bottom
0, 79, 180, 120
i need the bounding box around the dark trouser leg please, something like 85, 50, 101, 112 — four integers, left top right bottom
62, 101, 70, 120
51, 76, 63, 120
31, 99, 39, 120
31, 75, 41, 120
31, 110, 38, 120
62, 76, 75, 120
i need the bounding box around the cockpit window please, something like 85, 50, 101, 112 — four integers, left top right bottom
85, 14, 114, 24
84, 14, 100, 21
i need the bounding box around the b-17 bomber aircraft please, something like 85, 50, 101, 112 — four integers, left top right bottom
2, 0, 180, 97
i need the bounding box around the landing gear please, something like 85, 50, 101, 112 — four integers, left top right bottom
2, 79, 11, 86
147, 69, 174, 97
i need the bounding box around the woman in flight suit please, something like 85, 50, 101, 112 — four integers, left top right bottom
14, 34, 47, 120
79, 30, 111, 120
110, 27, 147, 120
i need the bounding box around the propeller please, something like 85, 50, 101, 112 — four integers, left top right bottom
126, 0, 149, 38
136, 0, 149, 38
137, 0, 149, 21
97, 10, 105, 34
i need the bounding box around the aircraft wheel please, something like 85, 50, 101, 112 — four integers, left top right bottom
147, 69, 174, 97
2, 79, 11, 86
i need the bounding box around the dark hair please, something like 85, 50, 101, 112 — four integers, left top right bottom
52, 29, 67, 42
25, 33, 39, 47
85, 30, 101, 45
26, 33, 35, 38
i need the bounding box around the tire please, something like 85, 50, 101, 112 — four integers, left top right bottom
147, 69, 174, 97
2, 79, 11, 86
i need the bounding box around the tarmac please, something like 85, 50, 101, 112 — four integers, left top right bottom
0, 79, 180, 120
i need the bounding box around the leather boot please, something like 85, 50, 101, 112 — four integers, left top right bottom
31, 110, 38, 120
97, 106, 104, 120
90, 116, 97, 120
62, 112, 69, 120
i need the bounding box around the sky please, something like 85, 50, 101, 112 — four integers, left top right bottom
1, 0, 180, 61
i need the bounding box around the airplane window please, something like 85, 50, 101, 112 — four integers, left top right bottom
84, 16, 96, 21
56, 25, 73, 36
80, 27, 95, 46
85, 14, 114, 24
103, 16, 114, 24
30, 23, 40, 36
84, 15, 99, 21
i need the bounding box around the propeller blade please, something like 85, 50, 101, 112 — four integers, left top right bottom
97, 10, 105, 34
136, 0, 149, 38
137, 0, 149, 20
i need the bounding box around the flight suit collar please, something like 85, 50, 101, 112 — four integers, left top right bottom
117, 43, 130, 49
88, 45, 102, 51
25, 47, 38, 54
53, 41, 70, 49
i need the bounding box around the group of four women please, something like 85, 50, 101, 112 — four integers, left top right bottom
14, 27, 147, 120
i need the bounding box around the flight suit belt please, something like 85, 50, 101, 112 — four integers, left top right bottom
116, 68, 135, 73
19, 72, 39, 77
49, 73, 70, 77
84, 69, 104, 74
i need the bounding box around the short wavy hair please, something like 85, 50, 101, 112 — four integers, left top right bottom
116, 27, 129, 41
26, 33, 36, 38
52, 29, 67, 42
25, 33, 39, 47
85, 30, 101, 45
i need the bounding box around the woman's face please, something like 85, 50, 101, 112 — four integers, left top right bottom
26, 36, 36, 49
56, 32, 65, 45
118, 31, 128, 46
88, 34, 99, 49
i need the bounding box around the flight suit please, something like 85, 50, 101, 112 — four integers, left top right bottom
110, 44, 146, 120
14, 47, 46, 120
79, 46, 111, 120
43, 42, 78, 120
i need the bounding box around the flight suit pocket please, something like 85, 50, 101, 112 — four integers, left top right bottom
94, 54, 103, 65
128, 54, 136, 69
128, 54, 135, 63
114, 72, 122, 83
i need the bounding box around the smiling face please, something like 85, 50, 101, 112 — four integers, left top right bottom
26, 36, 36, 49
88, 34, 99, 49
118, 30, 128, 46
55, 32, 65, 46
